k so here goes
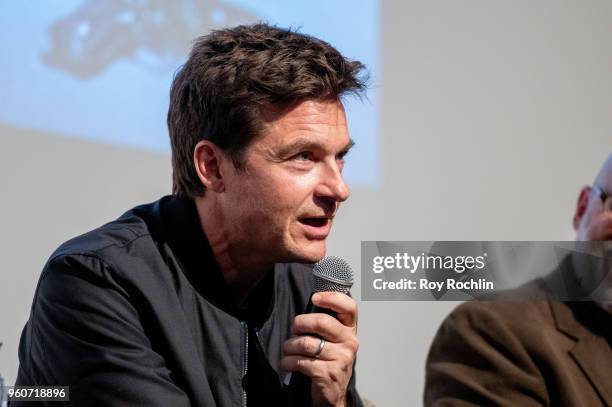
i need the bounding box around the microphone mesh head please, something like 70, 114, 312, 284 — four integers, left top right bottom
312, 256, 354, 294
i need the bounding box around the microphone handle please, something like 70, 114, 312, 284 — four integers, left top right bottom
305, 294, 338, 319
283, 293, 337, 405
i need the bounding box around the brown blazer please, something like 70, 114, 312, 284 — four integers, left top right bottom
425, 299, 612, 406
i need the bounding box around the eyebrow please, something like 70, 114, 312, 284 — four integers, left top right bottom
276, 137, 355, 158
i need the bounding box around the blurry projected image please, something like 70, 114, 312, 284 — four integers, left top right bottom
1, 0, 379, 185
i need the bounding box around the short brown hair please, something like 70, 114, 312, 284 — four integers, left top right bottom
167, 23, 367, 198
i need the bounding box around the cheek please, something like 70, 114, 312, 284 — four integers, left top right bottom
267, 174, 313, 207
230, 168, 317, 223
238, 181, 296, 227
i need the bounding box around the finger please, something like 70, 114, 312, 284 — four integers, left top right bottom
283, 335, 327, 359
280, 355, 326, 378
292, 313, 348, 342
311, 292, 358, 327
283, 335, 344, 361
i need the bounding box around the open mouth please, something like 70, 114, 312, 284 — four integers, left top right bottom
299, 217, 329, 227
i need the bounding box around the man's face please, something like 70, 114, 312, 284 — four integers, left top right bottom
573, 156, 612, 313
218, 100, 352, 264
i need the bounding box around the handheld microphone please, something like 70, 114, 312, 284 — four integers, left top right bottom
312, 256, 354, 295
307, 256, 354, 317
283, 256, 354, 389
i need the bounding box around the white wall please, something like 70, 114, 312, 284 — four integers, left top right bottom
2, 1, 611, 405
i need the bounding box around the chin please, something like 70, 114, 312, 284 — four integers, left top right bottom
287, 241, 327, 264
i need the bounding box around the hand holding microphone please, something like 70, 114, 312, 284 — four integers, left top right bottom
281, 257, 359, 407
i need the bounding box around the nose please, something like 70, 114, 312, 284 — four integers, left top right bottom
315, 160, 350, 203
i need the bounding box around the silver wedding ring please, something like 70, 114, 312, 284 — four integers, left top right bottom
314, 338, 326, 359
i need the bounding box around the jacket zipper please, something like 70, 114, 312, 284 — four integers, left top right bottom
241, 320, 248, 407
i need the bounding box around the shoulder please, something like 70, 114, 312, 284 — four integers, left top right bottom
432, 300, 556, 356
425, 301, 556, 405
40, 197, 174, 284
427, 299, 562, 377
34, 196, 167, 302
26, 198, 178, 325
443, 275, 558, 339
445, 300, 553, 331
425, 301, 558, 405
50, 199, 164, 263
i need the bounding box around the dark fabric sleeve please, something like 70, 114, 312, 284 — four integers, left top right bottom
13, 254, 191, 407
423, 303, 548, 407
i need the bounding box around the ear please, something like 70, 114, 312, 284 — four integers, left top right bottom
572, 186, 591, 231
194, 140, 225, 193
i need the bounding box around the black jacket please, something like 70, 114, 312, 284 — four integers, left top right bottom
14, 196, 362, 406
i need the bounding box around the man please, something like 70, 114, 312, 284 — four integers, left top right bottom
425, 154, 612, 406
14, 24, 366, 406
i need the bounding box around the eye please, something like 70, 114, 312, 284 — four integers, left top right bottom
293, 151, 314, 162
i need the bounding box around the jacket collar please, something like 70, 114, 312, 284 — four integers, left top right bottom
550, 299, 612, 405
155, 195, 276, 324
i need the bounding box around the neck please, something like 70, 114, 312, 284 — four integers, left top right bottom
195, 196, 272, 303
